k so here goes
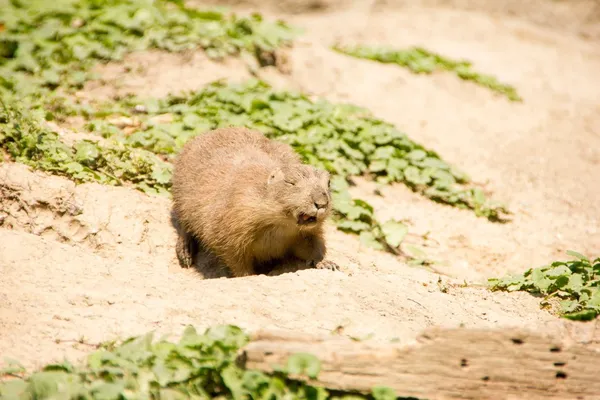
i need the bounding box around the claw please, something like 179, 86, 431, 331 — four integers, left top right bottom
314, 260, 340, 272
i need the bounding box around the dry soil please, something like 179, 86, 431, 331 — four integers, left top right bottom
1, 0, 599, 372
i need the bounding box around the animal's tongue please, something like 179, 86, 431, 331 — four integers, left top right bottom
302, 214, 311, 221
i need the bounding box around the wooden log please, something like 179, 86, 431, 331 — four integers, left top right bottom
239, 321, 600, 400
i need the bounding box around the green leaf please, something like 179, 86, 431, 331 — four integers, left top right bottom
27, 371, 68, 398
372, 386, 397, 400
91, 382, 127, 400
403, 166, 420, 184
372, 146, 395, 159
559, 299, 579, 313
152, 361, 173, 387
380, 220, 408, 248
359, 231, 384, 251
151, 164, 173, 184
472, 188, 485, 206
43, 360, 74, 373
387, 158, 408, 172
179, 325, 199, 344
41, 69, 61, 86
179, 113, 197, 128
0, 379, 28, 399
588, 288, 600, 308
368, 159, 387, 173
222, 364, 246, 400
531, 269, 552, 294
353, 199, 374, 214
565, 274, 584, 293
553, 274, 569, 290
74, 141, 100, 163
404, 244, 427, 259
1, 358, 26, 376
563, 309, 598, 321
407, 149, 427, 161
204, 325, 248, 350
286, 353, 321, 379
544, 265, 572, 279
421, 157, 450, 170
336, 219, 371, 233
158, 388, 189, 400
566, 250, 589, 262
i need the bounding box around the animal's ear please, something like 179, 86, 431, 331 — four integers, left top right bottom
268, 168, 285, 185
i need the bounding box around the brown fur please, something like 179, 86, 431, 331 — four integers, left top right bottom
171, 127, 334, 277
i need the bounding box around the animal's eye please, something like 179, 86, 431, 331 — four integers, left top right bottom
285, 180, 295, 186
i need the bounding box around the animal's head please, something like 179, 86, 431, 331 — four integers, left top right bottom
266, 163, 332, 229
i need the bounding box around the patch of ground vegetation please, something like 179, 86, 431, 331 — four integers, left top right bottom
333, 45, 522, 102
489, 251, 600, 321
0, 0, 299, 104
68, 79, 509, 245
0, 101, 173, 195
81, 80, 504, 218
0, 325, 401, 400
0, 0, 510, 253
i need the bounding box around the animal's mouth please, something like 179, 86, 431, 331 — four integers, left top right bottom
298, 213, 317, 225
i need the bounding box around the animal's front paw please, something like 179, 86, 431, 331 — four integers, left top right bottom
314, 259, 340, 272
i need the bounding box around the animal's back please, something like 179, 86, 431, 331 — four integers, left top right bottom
171, 126, 300, 241
174, 126, 299, 183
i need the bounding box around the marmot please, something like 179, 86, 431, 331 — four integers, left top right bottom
171, 126, 337, 277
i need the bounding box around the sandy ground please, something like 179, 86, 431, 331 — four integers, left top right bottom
1, 0, 600, 372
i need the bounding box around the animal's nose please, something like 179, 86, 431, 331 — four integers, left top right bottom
313, 190, 329, 210
314, 197, 329, 210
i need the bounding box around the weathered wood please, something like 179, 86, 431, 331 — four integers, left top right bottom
240, 321, 600, 400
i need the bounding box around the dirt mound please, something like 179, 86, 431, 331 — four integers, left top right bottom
1, 163, 557, 371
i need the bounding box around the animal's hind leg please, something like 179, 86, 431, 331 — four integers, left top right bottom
176, 230, 198, 268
